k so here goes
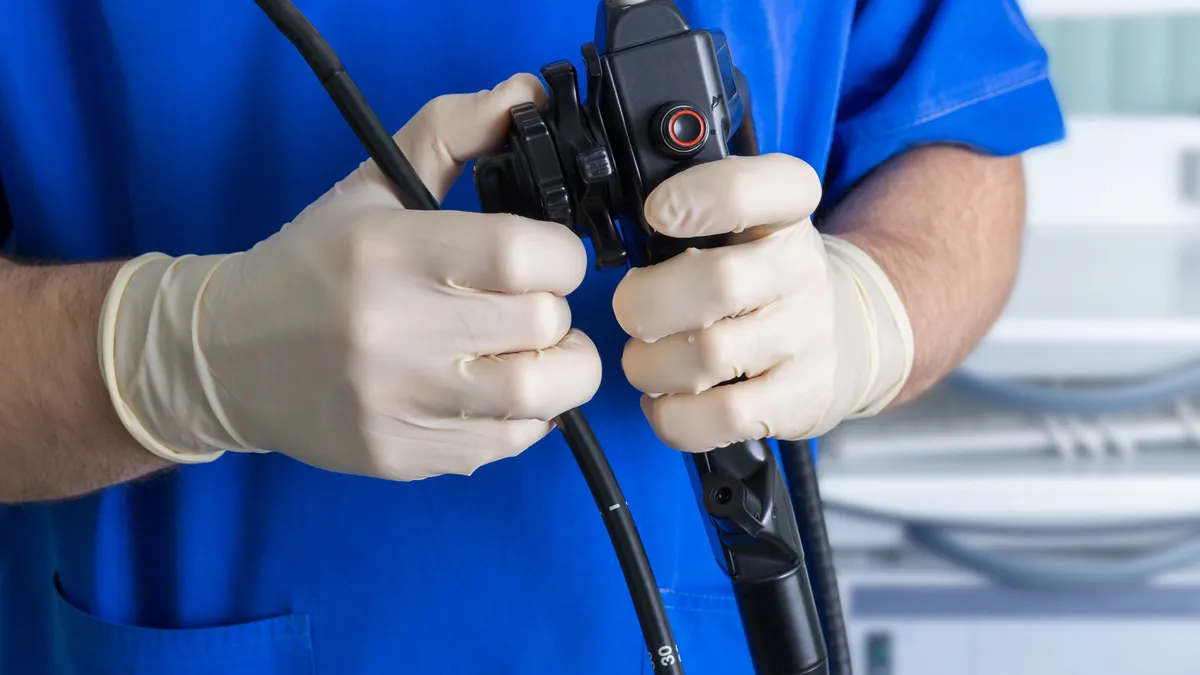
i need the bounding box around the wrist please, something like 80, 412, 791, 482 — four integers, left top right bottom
822, 234, 914, 419
100, 252, 254, 464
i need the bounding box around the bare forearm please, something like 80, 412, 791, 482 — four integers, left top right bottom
0, 259, 170, 503
822, 145, 1026, 407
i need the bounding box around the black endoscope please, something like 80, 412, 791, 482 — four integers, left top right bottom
472, 0, 744, 270
256, 1, 849, 673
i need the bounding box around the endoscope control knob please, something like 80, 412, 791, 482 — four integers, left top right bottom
509, 103, 572, 225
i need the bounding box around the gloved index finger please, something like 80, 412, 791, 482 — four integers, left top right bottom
643, 153, 823, 239
394, 73, 548, 202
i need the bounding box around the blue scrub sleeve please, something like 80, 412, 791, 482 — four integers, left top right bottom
823, 0, 1066, 205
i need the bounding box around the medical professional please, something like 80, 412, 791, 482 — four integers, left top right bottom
0, 0, 1063, 672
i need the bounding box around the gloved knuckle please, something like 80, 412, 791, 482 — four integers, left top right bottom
562, 235, 589, 283
619, 339, 642, 379
643, 400, 692, 451
490, 216, 532, 285
643, 401, 674, 440
501, 360, 543, 418
611, 284, 643, 338
696, 329, 736, 382
659, 430, 691, 453
716, 390, 759, 439
528, 294, 570, 347
496, 422, 538, 457
571, 335, 604, 395
580, 354, 604, 400
657, 421, 700, 454
709, 252, 748, 308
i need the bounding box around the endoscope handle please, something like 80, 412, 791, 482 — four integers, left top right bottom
666, 78, 828, 675
735, 569, 831, 675
687, 441, 829, 675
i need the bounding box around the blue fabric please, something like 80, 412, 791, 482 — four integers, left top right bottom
0, 1, 1063, 672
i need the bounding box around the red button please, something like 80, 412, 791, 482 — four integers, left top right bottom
668, 109, 707, 148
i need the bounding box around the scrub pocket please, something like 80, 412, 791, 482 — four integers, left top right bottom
644, 590, 754, 675
52, 576, 314, 675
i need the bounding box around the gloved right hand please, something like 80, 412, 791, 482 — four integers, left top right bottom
98, 73, 602, 481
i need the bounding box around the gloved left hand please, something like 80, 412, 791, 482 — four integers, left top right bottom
613, 154, 915, 452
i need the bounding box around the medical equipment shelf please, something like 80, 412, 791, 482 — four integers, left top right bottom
1022, 0, 1200, 17
819, 386, 1200, 530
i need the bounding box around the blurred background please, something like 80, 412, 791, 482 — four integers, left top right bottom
823, 2, 1200, 673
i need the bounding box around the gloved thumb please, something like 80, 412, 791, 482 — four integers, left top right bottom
643, 154, 822, 239
389, 73, 547, 202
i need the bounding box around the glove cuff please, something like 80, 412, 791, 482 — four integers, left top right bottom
822, 235, 915, 419
99, 254, 223, 464
99, 252, 267, 464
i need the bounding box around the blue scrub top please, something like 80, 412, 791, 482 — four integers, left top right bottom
0, 1, 1064, 673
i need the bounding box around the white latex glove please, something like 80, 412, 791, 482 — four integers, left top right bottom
99, 73, 603, 481
612, 154, 914, 452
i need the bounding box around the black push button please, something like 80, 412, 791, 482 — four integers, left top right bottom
652, 102, 709, 158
